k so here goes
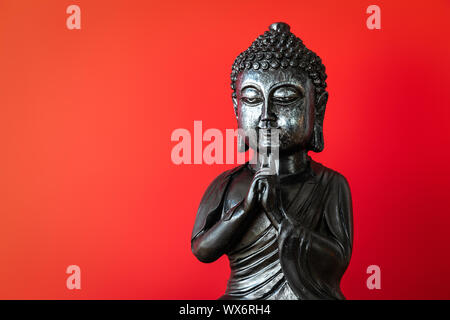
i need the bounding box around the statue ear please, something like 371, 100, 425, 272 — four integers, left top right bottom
232, 95, 238, 118
316, 91, 328, 114
233, 97, 248, 152
310, 91, 328, 153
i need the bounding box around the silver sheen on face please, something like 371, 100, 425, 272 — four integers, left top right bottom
234, 68, 315, 155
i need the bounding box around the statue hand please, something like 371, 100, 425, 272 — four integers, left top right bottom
258, 171, 286, 229
243, 168, 272, 214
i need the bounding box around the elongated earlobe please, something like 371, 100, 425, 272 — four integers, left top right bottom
309, 91, 328, 153
310, 124, 324, 152
232, 94, 238, 118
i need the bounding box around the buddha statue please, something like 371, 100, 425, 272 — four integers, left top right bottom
191, 22, 353, 300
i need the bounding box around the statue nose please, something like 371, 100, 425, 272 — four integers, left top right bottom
259, 103, 277, 128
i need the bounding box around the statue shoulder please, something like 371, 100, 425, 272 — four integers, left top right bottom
200, 165, 246, 206
310, 160, 351, 192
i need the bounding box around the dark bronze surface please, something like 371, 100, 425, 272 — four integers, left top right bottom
191, 22, 353, 300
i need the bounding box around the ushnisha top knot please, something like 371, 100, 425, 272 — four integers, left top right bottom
269, 22, 290, 33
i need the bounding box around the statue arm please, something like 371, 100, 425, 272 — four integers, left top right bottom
191, 166, 253, 263
191, 199, 253, 263
279, 174, 353, 299
279, 222, 350, 299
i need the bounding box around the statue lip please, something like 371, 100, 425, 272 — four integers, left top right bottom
257, 127, 281, 139
257, 126, 281, 132
258, 128, 280, 148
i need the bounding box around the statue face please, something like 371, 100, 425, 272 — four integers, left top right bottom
235, 68, 315, 154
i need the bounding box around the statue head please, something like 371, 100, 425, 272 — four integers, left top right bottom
231, 22, 328, 154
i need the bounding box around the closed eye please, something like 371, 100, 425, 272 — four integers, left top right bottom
240, 86, 263, 106
272, 86, 302, 104
272, 96, 299, 104
241, 97, 263, 105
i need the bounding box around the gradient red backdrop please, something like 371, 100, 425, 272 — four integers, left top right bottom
0, 0, 449, 299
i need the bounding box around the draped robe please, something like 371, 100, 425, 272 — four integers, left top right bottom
191, 160, 353, 300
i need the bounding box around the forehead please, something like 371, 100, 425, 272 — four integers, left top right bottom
236, 68, 309, 92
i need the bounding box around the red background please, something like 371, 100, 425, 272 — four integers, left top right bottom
0, 0, 449, 299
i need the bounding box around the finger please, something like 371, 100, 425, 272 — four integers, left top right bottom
250, 175, 264, 191
256, 180, 265, 202
255, 168, 273, 177
250, 175, 266, 189
256, 179, 262, 194
259, 179, 268, 195
252, 171, 272, 185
